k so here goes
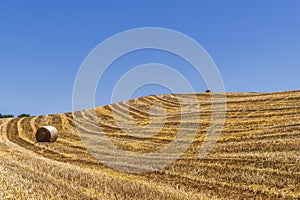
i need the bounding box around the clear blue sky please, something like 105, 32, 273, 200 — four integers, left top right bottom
1, 0, 300, 116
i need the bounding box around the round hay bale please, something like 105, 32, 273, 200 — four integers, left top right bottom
36, 126, 58, 142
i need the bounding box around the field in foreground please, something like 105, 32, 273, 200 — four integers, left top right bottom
0, 91, 299, 199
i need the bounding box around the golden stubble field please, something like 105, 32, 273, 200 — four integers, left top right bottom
0, 91, 299, 199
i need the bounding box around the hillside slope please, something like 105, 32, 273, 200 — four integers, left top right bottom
0, 91, 299, 199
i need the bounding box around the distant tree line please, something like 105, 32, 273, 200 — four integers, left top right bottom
0, 113, 14, 118
0, 113, 30, 118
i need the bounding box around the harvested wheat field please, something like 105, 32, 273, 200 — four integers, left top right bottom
0, 91, 299, 199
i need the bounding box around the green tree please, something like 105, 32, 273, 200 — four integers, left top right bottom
0, 113, 14, 118
18, 113, 30, 118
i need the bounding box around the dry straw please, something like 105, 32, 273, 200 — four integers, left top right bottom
35, 126, 58, 142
